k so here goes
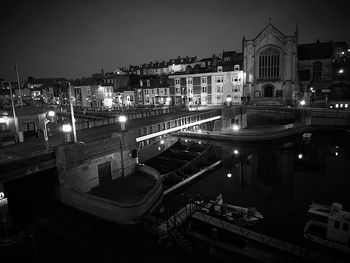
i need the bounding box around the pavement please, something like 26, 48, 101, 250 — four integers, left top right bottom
0, 110, 214, 164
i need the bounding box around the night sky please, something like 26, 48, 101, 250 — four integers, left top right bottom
1, 0, 349, 82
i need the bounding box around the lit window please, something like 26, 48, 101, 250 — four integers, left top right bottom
259, 47, 280, 79
345, 104, 348, 108
335, 104, 339, 108
340, 104, 343, 108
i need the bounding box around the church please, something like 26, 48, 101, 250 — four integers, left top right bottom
243, 20, 298, 105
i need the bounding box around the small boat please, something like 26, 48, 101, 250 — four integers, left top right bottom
303, 202, 350, 254
303, 132, 312, 139
197, 194, 263, 226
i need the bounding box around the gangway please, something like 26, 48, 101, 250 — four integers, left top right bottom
190, 201, 345, 263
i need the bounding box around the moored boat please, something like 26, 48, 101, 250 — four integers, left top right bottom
304, 202, 350, 254
198, 194, 263, 226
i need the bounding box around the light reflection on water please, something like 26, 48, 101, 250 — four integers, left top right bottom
176, 130, 350, 244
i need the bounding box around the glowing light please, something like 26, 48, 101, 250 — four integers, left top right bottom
160, 139, 165, 145
48, 111, 55, 117
338, 69, 344, 74
330, 105, 333, 108
232, 124, 240, 131
119, 115, 127, 123
300, 100, 306, 106
226, 96, 232, 102
198, 129, 202, 133
335, 152, 338, 156
335, 104, 339, 108
234, 149, 239, 155
158, 147, 161, 150
62, 124, 72, 133
0, 117, 6, 123
198, 141, 202, 144
345, 104, 348, 108
227, 173, 232, 178
185, 139, 188, 142
298, 153, 303, 159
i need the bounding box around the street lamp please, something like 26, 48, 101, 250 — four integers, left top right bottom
62, 123, 72, 142
226, 96, 232, 106
119, 115, 127, 131
232, 124, 240, 131
338, 69, 344, 74
300, 100, 306, 106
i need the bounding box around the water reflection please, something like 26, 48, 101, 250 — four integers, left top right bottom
177, 130, 350, 244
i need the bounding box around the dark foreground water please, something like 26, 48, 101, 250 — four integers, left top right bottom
170, 129, 350, 245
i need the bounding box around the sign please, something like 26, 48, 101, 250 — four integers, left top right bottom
321, 89, 330, 93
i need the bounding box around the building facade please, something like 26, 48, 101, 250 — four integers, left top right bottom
243, 21, 298, 105
168, 67, 244, 107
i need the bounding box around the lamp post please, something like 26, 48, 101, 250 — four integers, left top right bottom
8, 82, 20, 142
62, 123, 72, 142
68, 82, 77, 143
43, 111, 55, 150
119, 115, 127, 131
15, 60, 23, 107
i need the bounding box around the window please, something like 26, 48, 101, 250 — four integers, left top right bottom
201, 77, 207, 84
224, 57, 230, 62
175, 78, 180, 85
147, 80, 150, 87
313, 61, 322, 78
215, 76, 224, 83
164, 89, 167, 95
343, 223, 349, 231
254, 91, 261, 98
334, 221, 340, 229
187, 78, 193, 85
140, 80, 143, 86
259, 47, 281, 79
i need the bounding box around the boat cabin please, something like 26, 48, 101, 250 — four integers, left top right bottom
327, 206, 350, 245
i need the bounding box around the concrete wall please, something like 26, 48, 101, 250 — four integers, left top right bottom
59, 164, 162, 224
55, 130, 138, 193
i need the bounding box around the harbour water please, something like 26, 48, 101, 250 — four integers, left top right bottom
166, 129, 350, 246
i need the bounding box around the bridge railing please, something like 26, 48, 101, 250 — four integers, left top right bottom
135, 110, 221, 149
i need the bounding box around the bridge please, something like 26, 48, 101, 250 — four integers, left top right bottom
0, 109, 222, 183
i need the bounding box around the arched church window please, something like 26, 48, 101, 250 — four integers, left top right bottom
313, 61, 322, 78
259, 47, 281, 79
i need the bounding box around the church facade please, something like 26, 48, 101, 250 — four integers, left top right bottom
243, 21, 298, 105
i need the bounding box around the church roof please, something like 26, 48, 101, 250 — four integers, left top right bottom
252, 20, 287, 41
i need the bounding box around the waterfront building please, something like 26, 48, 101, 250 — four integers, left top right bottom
73, 85, 114, 108
298, 40, 348, 103
243, 21, 298, 105
168, 67, 244, 106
